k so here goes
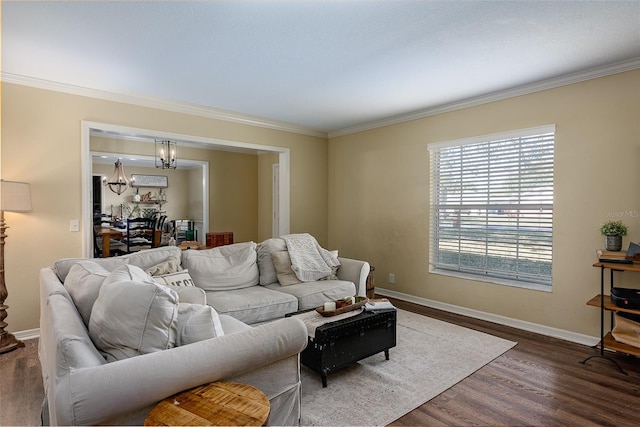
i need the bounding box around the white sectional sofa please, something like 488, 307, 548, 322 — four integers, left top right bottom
39, 237, 370, 425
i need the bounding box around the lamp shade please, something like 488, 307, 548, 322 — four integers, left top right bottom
0, 180, 32, 212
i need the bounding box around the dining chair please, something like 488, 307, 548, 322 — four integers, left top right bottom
123, 217, 157, 253
93, 213, 113, 227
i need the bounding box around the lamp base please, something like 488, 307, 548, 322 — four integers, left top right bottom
0, 331, 25, 354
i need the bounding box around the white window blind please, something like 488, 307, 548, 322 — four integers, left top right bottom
428, 125, 555, 287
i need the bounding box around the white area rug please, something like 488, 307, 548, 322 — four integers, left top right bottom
300, 309, 516, 426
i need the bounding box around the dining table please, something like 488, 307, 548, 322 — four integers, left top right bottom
94, 225, 161, 257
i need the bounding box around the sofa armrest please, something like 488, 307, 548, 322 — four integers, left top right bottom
56, 317, 308, 426
337, 257, 370, 296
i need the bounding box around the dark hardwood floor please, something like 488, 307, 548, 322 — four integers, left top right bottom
388, 298, 640, 427
1, 298, 639, 426
0, 337, 44, 426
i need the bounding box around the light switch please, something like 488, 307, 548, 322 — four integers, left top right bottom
70, 219, 80, 232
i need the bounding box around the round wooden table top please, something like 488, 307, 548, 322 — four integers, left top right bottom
144, 382, 270, 426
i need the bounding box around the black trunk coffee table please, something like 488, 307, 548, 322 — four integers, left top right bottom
290, 308, 397, 387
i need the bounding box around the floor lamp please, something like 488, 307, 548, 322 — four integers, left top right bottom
0, 180, 32, 354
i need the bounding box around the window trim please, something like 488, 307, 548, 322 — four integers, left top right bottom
428, 124, 555, 290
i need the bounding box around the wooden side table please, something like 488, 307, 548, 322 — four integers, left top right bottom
144, 382, 270, 426
366, 266, 375, 298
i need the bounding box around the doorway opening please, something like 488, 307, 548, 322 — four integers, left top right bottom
81, 121, 290, 257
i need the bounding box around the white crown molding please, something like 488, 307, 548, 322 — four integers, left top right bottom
4, 57, 640, 141
329, 57, 640, 138
0, 72, 327, 139
376, 288, 599, 347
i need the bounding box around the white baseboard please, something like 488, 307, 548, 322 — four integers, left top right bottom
376, 288, 599, 347
15, 328, 40, 341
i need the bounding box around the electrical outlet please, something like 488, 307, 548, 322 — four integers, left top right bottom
69, 219, 80, 232
389, 273, 395, 284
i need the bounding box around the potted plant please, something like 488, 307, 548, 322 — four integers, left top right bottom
600, 220, 628, 251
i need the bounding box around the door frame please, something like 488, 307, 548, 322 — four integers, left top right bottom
81, 121, 290, 257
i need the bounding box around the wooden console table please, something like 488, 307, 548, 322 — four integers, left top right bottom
582, 260, 640, 374
144, 382, 269, 426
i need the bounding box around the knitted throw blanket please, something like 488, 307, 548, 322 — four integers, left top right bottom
282, 233, 340, 281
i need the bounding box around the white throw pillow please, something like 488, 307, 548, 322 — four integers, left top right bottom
154, 270, 196, 287
163, 286, 207, 305
63, 261, 110, 326
89, 277, 179, 362
154, 270, 206, 304
103, 264, 157, 286
176, 303, 224, 346
271, 251, 302, 286
182, 242, 259, 291
256, 238, 287, 285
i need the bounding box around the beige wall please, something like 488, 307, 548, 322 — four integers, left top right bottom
5, 70, 637, 339
328, 69, 640, 337
208, 149, 258, 243
1, 82, 328, 331
93, 163, 193, 220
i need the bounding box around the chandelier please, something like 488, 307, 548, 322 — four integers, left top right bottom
155, 139, 177, 169
103, 159, 129, 195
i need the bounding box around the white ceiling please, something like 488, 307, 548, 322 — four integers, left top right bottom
3, 1, 640, 136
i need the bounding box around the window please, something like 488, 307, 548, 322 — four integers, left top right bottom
428, 125, 555, 289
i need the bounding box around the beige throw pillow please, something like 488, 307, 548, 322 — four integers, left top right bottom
271, 251, 302, 286
145, 255, 182, 276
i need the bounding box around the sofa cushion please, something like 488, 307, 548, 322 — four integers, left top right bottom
176, 303, 224, 346
126, 246, 183, 271
271, 251, 302, 286
205, 286, 298, 325
182, 242, 259, 291
63, 261, 110, 326
256, 238, 287, 285
53, 247, 183, 282
54, 257, 128, 282
266, 280, 356, 310
89, 274, 179, 362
